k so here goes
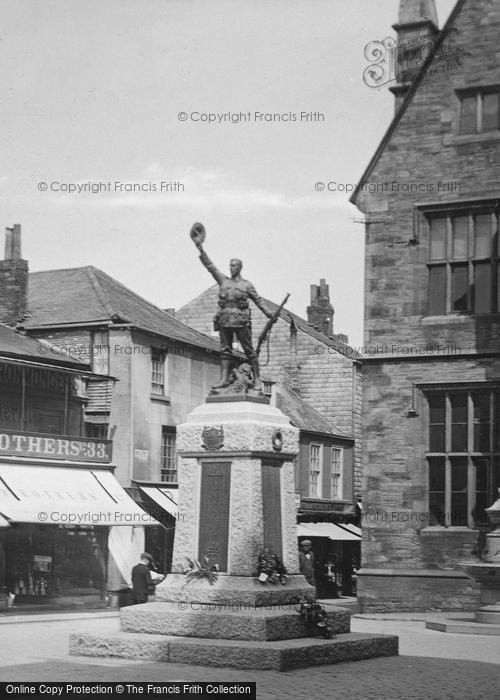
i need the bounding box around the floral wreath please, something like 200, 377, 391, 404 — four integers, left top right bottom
256, 548, 288, 585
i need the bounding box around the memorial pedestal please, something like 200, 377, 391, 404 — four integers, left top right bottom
70, 397, 398, 669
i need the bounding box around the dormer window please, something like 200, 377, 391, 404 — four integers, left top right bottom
459, 88, 500, 135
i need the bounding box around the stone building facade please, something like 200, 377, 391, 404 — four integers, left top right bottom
0, 228, 147, 609
17, 261, 221, 582
351, 0, 500, 610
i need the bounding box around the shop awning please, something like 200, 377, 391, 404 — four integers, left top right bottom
337, 523, 362, 537
139, 486, 178, 518
297, 522, 360, 541
0, 463, 159, 527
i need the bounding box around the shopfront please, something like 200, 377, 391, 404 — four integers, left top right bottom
0, 330, 154, 608
297, 521, 361, 598
0, 457, 156, 608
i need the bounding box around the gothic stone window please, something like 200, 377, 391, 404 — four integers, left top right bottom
427, 204, 500, 315
160, 427, 177, 483
309, 443, 322, 497
459, 88, 500, 135
426, 388, 500, 527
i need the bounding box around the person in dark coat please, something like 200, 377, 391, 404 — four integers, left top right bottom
131, 552, 154, 604
298, 539, 316, 588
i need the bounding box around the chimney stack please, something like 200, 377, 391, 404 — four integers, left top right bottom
0, 225, 29, 326
390, 0, 439, 112
307, 278, 334, 337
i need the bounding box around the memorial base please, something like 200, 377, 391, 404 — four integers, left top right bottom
70, 604, 398, 670
70, 397, 398, 669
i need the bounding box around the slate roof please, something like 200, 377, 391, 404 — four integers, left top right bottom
276, 380, 350, 439
0, 323, 90, 370
22, 267, 220, 353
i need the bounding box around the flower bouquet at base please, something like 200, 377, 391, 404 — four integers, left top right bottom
256, 548, 288, 585
183, 556, 219, 585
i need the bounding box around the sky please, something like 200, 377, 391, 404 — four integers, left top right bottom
0, 0, 457, 347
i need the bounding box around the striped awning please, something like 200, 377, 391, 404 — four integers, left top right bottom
297, 522, 360, 541
0, 463, 159, 526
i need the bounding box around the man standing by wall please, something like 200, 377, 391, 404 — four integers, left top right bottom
131, 553, 154, 605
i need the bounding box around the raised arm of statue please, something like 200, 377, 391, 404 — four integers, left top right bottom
190, 222, 225, 285
198, 246, 225, 286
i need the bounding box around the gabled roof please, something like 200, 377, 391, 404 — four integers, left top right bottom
350, 0, 466, 204
264, 297, 361, 361
275, 380, 350, 439
22, 266, 220, 353
0, 323, 90, 370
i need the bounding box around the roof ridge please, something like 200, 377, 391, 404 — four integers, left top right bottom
86, 267, 119, 321
350, 0, 467, 203
90, 268, 220, 345
30, 265, 92, 275
261, 295, 359, 357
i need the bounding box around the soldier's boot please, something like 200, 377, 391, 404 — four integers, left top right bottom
251, 359, 263, 392
212, 358, 231, 389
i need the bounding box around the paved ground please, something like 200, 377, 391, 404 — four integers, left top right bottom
0, 611, 499, 699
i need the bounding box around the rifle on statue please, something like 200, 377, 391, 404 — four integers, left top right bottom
256, 293, 290, 360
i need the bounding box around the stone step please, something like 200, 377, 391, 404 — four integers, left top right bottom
120, 602, 351, 641
69, 631, 398, 671
425, 619, 500, 635
475, 607, 500, 625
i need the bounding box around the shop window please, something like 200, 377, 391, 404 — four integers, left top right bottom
330, 447, 343, 499
426, 388, 500, 527
151, 349, 166, 395
458, 88, 500, 135
426, 206, 500, 315
309, 443, 322, 497
161, 427, 177, 483
4, 525, 107, 601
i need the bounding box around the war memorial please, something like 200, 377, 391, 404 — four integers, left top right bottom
69, 224, 398, 670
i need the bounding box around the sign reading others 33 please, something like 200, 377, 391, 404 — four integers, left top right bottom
0, 430, 112, 463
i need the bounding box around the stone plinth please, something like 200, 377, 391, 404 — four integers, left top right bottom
155, 398, 309, 604
120, 601, 351, 641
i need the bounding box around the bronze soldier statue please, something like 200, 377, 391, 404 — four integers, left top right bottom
190, 222, 272, 391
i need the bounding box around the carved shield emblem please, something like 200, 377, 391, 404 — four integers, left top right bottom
201, 426, 224, 451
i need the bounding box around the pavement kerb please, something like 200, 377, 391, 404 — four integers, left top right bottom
0, 611, 120, 625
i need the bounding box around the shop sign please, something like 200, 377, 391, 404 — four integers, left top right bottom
0, 429, 112, 463
301, 499, 345, 512
33, 555, 52, 572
